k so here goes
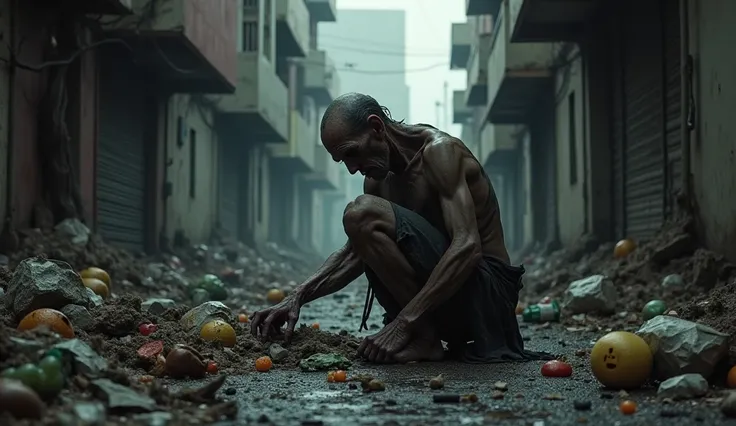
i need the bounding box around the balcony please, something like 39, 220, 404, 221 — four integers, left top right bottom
303, 146, 341, 190
305, 0, 336, 22
509, 0, 599, 42
102, 0, 237, 93
73, 0, 132, 14
466, 0, 501, 16
479, 123, 518, 167
276, 0, 310, 58
450, 23, 471, 69
269, 110, 316, 173
485, 3, 554, 124
465, 33, 493, 106
453, 91, 473, 123
304, 50, 340, 106
217, 53, 288, 143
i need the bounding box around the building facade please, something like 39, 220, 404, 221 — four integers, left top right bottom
451, 0, 736, 261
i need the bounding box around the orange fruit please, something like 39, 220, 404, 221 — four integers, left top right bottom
82, 277, 109, 299
613, 239, 636, 259
80, 267, 111, 287
311, 322, 320, 330
238, 313, 249, 323
200, 320, 237, 347
619, 400, 637, 415
266, 289, 285, 304
17, 308, 75, 338
255, 356, 273, 372
333, 370, 347, 382
726, 365, 736, 388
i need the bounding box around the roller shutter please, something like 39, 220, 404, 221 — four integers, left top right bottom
97, 54, 148, 252
663, 0, 682, 219
610, 9, 626, 240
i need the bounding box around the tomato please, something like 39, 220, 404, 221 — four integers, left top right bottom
619, 400, 637, 415
311, 323, 320, 330
139, 323, 157, 336
206, 361, 218, 374
333, 370, 347, 382
137, 340, 165, 360
541, 360, 573, 377
255, 356, 273, 372
238, 314, 249, 323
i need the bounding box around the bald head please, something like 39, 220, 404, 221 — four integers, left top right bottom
320, 93, 398, 145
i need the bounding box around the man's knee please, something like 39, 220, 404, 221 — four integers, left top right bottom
342, 194, 390, 240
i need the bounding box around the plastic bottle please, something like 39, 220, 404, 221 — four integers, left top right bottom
522, 300, 561, 323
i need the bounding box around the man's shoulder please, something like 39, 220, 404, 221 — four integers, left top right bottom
422, 136, 477, 172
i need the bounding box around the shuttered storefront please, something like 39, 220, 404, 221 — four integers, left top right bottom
218, 139, 240, 238
663, 0, 682, 218
97, 54, 148, 252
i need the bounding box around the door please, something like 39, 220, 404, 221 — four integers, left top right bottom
97, 52, 149, 252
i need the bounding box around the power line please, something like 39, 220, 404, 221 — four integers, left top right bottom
318, 34, 446, 54
331, 62, 449, 74
318, 42, 447, 57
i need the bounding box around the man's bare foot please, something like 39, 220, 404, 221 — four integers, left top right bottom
392, 328, 444, 363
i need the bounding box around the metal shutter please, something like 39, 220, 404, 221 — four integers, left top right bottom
663, 0, 682, 219
622, 2, 665, 239
610, 7, 626, 240
97, 55, 147, 252
219, 139, 240, 237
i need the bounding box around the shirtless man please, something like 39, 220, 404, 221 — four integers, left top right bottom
251, 93, 549, 364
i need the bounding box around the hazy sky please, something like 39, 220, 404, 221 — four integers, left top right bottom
335, 0, 467, 139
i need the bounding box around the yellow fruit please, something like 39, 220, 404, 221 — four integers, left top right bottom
80, 267, 111, 294
590, 331, 652, 389
266, 289, 285, 304
17, 309, 75, 338
82, 277, 110, 299
613, 239, 636, 259
200, 320, 237, 347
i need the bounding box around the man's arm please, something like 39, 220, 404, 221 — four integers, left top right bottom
397, 140, 483, 326
295, 178, 379, 305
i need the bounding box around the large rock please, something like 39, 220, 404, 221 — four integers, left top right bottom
61, 304, 95, 331
5, 257, 92, 319
657, 373, 709, 400
141, 298, 176, 316
637, 316, 729, 380
179, 302, 233, 333
562, 275, 617, 314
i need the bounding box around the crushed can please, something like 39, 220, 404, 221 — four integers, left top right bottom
522, 300, 561, 323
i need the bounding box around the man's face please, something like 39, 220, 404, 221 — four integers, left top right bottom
323, 116, 390, 180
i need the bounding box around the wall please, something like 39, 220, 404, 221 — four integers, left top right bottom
554, 50, 586, 246
688, 0, 736, 261
164, 94, 219, 243
0, 0, 10, 228
242, 145, 270, 245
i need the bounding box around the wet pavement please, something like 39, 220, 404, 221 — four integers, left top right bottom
169, 280, 736, 425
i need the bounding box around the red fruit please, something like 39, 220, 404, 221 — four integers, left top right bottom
206, 361, 218, 374
137, 340, 164, 360
139, 323, 156, 336
541, 360, 573, 377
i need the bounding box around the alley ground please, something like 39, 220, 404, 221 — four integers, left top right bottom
166, 280, 735, 426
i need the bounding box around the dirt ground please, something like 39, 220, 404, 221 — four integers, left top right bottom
1, 215, 736, 424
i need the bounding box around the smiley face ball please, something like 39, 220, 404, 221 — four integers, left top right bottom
590, 331, 653, 389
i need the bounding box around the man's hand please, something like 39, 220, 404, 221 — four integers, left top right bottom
250, 294, 301, 343
357, 317, 412, 363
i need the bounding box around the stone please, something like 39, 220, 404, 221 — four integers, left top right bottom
562, 275, 617, 314
299, 353, 352, 372
0, 287, 4, 298
4, 257, 92, 319
657, 374, 709, 400
53, 339, 108, 376
141, 298, 176, 316
61, 304, 95, 331
54, 218, 90, 246
133, 412, 173, 426
90, 379, 156, 412
650, 233, 695, 264
661, 274, 686, 292
179, 301, 233, 333
637, 316, 729, 380
269, 343, 289, 363
85, 288, 104, 307
191, 288, 210, 306
162, 270, 189, 288
721, 391, 736, 418
73, 401, 106, 425
146, 263, 166, 281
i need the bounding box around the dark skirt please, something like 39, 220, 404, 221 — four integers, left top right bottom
360, 202, 554, 363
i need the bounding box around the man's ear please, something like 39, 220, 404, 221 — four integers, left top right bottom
366, 114, 384, 135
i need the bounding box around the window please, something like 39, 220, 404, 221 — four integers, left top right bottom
242, 21, 258, 52
568, 92, 578, 185
189, 128, 197, 199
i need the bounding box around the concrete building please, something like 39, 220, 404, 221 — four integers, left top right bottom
450, 0, 736, 262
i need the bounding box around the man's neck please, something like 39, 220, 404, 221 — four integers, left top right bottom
386, 123, 430, 174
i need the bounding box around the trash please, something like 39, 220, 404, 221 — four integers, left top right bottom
0, 379, 46, 419
146, 263, 167, 281
141, 298, 176, 316
90, 378, 156, 412
364, 379, 385, 392
268, 344, 289, 363
193, 274, 228, 301
137, 341, 164, 361
642, 300, 668, 321
54, 218, 90, 246
4, 257, 93, 319
138, 323, 157, 336
493, 381, 508, 391
637, 316, 729, 380
299, 353, 352, 372
179, 301, 233, 333
657, 373, 708, 400
428, 374, 444, 389
72, 401, 106, 425
191, 288, 210, 306
61, 305, 95, 331
165, 345, 207, 379
522, 301, 560, 323
52, 339, 108, 377
590, 331, 652, 389
17, 308, 75, 338
562, 275, 617, 314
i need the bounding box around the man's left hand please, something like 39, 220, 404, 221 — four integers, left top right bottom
357, 317, 412, 363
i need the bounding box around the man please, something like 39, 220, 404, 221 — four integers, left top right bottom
251, 93, 550, 364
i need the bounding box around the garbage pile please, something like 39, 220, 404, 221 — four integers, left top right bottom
0, 221, 359, 424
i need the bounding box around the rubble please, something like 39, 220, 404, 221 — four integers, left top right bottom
179, 302, 233, 333
657, 374, 709, 400
562, 275, 617, 314
636, 316, 729, 380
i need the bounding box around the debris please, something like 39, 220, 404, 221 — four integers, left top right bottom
17, 308, 75, 338
52, 339, 108, 376
191, 288, 210, 306
72, 401, 106, 425
138, 323, 157, 336
165, 345, 207, 379
491, 390, 504, 399
657, 373, 708, 400
179, 302, 233, 333
365, 379, 385, 392
193, 274, 228, 301
137, 341, 165, 361
661, 274, 685, 292
428, 374, 444, 390
90, 378, 156, 412
563, 275, 617, 314
721, 391, 736, 418
176, 375, 227, 403
141, 298, 176, 315
493, 381, 508, 391
637, 316, 728, 380
255, 356, 273, 372
5, 257, 93, 319
200, 320, 237, 347
590, 331, 652, 389
299, 353, 352, 372
61, 304, 95, 331
541, 360, 572, 377
54, 218, 90, 246
268, 344, 289, 363
82, 278, 109, 300
650, 233, 695, 264
0, 378, 46, 419
573, 400, 592, 411
522, 301, 560, 323
543, 393, 565, 400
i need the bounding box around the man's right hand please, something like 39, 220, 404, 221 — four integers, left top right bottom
250, 294, 302, 343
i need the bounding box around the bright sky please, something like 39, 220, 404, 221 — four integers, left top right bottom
336, 0, 467, 138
